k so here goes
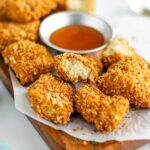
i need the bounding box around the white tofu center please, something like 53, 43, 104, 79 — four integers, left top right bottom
103, 37, 134, 56
62, 59, 93, 81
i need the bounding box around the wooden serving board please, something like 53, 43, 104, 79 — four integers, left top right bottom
0, 56, 150, 150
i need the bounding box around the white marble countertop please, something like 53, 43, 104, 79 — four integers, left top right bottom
0, 0, 150, 150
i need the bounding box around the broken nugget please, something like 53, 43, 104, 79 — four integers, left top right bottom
0, 21, 40, 53
54, 53, 102, 83
74, 85, 129, 132
2, 40, 53, 85
28, 73, 75, 124
6, 0, 57, 22
101, 36, 137, 68
96, 58, 150, 108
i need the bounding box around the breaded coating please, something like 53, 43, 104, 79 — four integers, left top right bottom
96, 58, 150, 108
0, 0, 7, 21
2, 40, 53, 85
101, 36, 137, 68
0, 21, 40, 53
74, 85, 129, 132
54, 53, 102, 83
6, 0, 57, 22
28, 73, 75, 124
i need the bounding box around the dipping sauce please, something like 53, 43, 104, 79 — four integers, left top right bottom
50, 25, 104, 51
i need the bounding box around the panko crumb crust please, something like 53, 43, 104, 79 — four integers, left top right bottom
74, 85, 129, 132
96, 58, 150, 108
101, 37, 137, 68
6, 0, 57, 22
2, 40, 53, 86
0, 21, 40, 53
54, 53, 102, 83
28, 73, 75, 124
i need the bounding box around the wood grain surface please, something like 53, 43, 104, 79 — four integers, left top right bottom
0, 56, 149, 150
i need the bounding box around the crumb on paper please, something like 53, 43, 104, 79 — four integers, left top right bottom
83, 141, 87, 146
72, 126, 83, 131
131, 35, 139, 41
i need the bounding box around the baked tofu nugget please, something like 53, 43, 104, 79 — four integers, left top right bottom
0, 21, 40, 53
28, 73, 75, 124
2, 40, 53, 85
96, 58, 150, 108
6, 0, 57, 22
74, 85, 129, 132
101, 36, 137, 68
54, 53, 102, 83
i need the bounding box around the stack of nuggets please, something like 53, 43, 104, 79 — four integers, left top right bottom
28, 73, 75, 124
0, 0, 94, 23
0, 0, 134, 133
2, 40, 53, 85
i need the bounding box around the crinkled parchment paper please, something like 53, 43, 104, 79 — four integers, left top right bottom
10, 70, 150, 142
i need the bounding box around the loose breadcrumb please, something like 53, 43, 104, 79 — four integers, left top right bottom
0, 21, 40, 53
74, 85, 129, 132
28, 73, 75, 124
54, 53, 102, 83
2, 40, 53, 85
96, 58, 150, 108
6, 0, 57, 22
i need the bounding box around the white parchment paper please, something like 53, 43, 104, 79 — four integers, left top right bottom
10, 70, 150, 142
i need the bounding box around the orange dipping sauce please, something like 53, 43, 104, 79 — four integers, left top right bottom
50, 25, 104, 51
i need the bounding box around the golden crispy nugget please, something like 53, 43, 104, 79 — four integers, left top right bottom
0, 21, 40, 53
28, 73, 75, 124
74, 85, 129, 132
2, 40, 53, 86
96, 58, 150, 108
54, 53, 102, 83
6, 0, 57, 22
101, 37, 138, 68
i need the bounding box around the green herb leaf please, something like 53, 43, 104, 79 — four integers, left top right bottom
130, 106, 137, 111
92, 141, 99, 145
